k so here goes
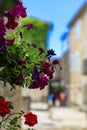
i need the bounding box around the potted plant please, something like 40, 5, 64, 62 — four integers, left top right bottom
0, 1, 61, 129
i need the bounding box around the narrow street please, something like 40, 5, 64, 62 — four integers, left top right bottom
22, 102, 87, 130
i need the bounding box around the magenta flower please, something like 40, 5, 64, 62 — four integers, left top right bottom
6, 20, 18, 29
29, 75, 48, 90
0, 17, 6, 38
5, 2, 27, 29
5, 9, 18, 29
19, 73, 25, 81
13, 80, 20, 85
42, 62, 53, 79
5, 39, 14, 45
16, 2, 27, 18
53, 60, 62, 69
39, 75, 48, 89
5, 2, 26, 19
27, 24, 33, 30
12, 73, 24, 85
16, 59, 26, 68
53, 60, 60, 65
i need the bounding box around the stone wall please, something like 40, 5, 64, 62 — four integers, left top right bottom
0, 81, 23, 130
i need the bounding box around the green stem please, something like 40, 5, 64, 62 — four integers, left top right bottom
1, 112, 22, 124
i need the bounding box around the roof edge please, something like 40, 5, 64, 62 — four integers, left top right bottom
67, 1, 87, 28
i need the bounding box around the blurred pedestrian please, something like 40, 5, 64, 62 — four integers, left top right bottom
55, 94, 61, 107
60, 92, 67, 106
47, 93, 54, 108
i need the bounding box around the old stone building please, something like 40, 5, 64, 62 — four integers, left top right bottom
67, 2, 87, 108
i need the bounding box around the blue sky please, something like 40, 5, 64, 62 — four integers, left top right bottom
22, 0, 85, 58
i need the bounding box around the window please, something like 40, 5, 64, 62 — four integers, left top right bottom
69, 54, 74, 71
69, 52, 80, 71
75, 19, 81, 38
75, 52, 80, 70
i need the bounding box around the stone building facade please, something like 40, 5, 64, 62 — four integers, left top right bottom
67, 2, 87, 108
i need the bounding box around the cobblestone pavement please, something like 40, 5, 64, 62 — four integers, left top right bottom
22, 102, 87, 130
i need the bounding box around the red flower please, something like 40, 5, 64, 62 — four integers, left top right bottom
0, 98, 10, 117
24, 112, 38, 127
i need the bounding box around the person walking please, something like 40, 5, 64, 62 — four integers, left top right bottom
47, 93, 54, 108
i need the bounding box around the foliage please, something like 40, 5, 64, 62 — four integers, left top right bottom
22, 17, 51, 49
0, 12, 59, 90
0, 0, 19, 16
0, 96, 37, 130
54, 85, 65, 94
0, 1, 61, 130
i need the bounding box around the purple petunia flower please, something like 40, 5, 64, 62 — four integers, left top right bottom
5, 39, 14, 45
39, 47, 45, 55
27, 24, 33, 30
0, 17, 6, 38
12, 73, 25, 85
41, 62, 53, 79
32, 65, 40, 80
5, 2, 27, 19
16, 59, 26, 64
5, 2, 27, 29
16, 59, 26, 68
0, 38, 6, 51
29, 75, 48, 90
15, 2, 27, 18
53, 60, 62, 70
13, 80, 20, 85
47, 49, 56, 56
53, 60, 60, 65
6, 19, 18, 29
39, 75, 48, 89
19, 73, 25, 81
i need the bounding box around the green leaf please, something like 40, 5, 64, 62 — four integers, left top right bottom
10, 128, 17, 130
5, 34, 16, 40
10, 117, 18, 125
7, 101, 14, 109
0, 96, 5, 100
